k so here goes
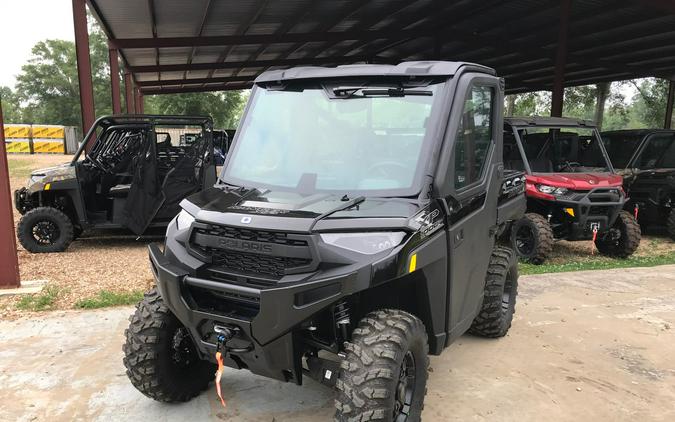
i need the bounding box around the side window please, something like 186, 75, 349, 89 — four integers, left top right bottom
637, 133, 675, 169
454, 85, 494, 189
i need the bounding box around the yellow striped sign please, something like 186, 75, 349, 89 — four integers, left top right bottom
4, 125, 31, 138
5, 141, 31, 153
33, 140, 65, 154
32, 126, 65, 139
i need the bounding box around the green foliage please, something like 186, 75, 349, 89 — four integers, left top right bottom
144, 91, 247, 129
628, 78, 669, 128
520, 250, 675, 275
7, 17, 246, 128
16, 285, 63, 311
0, 86, 22, 122
75, 290, 144, 309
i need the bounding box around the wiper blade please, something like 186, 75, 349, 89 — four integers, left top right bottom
361, 88, 432, 97
333, 87, 432, 98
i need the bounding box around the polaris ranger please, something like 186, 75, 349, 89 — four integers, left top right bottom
504, 117, 640, 264
601, 129, 675, 239
14, 115, 216, 253
123, 61, 526, 420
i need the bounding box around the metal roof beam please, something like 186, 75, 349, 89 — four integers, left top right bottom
142, 84, 253, 95
137, 75, 254, 87
129, 55, 369, 73
110, 28, 440, 49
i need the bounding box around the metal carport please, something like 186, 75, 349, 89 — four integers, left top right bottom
2, 0, 675, 287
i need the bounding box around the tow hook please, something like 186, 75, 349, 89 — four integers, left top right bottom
213, 325, 236, 409
212, 325, 253, 410
590, 223, 599, 255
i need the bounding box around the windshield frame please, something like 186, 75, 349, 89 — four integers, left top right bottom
219, 78, 451, 197
508, 124, 615, 175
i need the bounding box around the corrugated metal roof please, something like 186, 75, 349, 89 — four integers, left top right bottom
87, 0, 675, 95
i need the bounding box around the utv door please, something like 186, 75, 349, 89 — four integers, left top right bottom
439, 75, 503, 342
123, 129, 165, 234
153, 128, 216, 221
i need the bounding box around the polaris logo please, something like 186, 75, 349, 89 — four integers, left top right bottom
219, 238, 272, 254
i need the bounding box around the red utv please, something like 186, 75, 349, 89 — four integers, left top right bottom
504, 117, 640, 264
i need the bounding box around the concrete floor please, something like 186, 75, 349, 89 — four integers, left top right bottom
1, 266, 674, 422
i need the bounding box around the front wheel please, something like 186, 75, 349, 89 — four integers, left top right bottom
17, 206, 74, 253
335, 309, 429, 422
123, 287, 215, 402
510, 213, 554, 264
595, 210, 641, 258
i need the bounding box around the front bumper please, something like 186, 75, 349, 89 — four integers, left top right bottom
148, 243, 370, 383
553, 187, 625, 240
14, 188, 31, 214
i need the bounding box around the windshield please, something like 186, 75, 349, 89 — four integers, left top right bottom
633, 133, 675, 169
600, 133, 644, 169
221, 81, 443, 195
506, 126, 610, 173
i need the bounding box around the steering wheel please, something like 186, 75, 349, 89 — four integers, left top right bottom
367, 161, 410, 181
559, 161, 581, 171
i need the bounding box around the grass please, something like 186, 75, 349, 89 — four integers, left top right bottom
7, 158, 35, 179
16, 285, 64, 311
519, 250, 675, 275
75, 290, 144, 309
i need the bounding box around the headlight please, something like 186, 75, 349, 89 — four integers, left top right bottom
175, 210, 196, 230
536, 184, 568, 195
320, 232, 406, 255
27, 174, 46, 187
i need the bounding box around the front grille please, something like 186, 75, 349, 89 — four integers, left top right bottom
193, 225, 308, 246
207, 248, 310, 278
189, 223, 314, 281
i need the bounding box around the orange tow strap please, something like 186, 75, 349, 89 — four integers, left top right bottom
634, 205, 639, 220
215, 351, 227, 409
591, 226, 598, 255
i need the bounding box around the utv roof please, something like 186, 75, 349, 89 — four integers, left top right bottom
96, 114, 213, 126
505, 116, 596, 128
254, 61, 495, 84
601, 129, 675, 135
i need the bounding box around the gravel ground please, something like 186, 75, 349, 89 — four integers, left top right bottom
2, 154, 154, 318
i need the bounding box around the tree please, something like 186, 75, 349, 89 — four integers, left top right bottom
629, 78, 669, 128
12, 17, 247, 129
0, 87, 22, 123
144, 91, 247, 129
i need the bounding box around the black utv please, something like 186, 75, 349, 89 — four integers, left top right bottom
601, 129, 675, 239
123, 61, 526, 420
14, 115, 217, 253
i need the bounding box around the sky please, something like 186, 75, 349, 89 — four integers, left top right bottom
0, 0, 74, 88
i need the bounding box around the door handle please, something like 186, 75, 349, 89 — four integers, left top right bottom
454, 229, 464, 247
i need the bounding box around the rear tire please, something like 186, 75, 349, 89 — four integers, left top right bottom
123, 287, 215, 403
335, 309, 429, 422
511, 213, 553, 264
595, 211, 641, 258
469, 246, 518, 338
667, 209, 675, 241
17, 206, 74, 253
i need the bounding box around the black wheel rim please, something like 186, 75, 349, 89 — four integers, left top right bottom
171, 327, 197, 368
32, 220, 60, 245
394, 351, 416, 421
515, 225, 535, 256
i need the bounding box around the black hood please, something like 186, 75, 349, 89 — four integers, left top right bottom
623, 168, 675, 185
181, 186, 421, 232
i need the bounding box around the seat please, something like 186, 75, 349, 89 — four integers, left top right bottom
108, 184, 131, 198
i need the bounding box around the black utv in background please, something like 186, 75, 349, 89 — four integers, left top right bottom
14, 115, 217, 253
123, 61, 526, 420
601, 129, 675, 239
